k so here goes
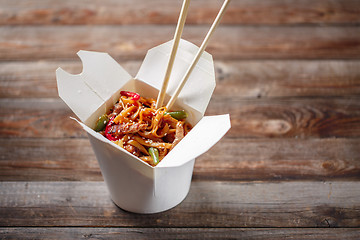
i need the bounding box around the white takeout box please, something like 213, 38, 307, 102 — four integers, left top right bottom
56, 39, 231, 213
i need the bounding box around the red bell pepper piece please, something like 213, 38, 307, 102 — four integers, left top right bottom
120, 91, 140, 101
104, 116, 120, 141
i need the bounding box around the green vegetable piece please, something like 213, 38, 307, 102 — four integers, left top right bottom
94, 114, 109, 132
148, 147, 160, 166
165, 110, 188, 120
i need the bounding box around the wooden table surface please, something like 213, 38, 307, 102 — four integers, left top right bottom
1, 0, 360, 239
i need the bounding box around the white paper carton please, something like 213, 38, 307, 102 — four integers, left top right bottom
56, 39, 231, 213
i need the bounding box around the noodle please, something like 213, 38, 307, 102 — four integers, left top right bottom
95, 91, 192, 166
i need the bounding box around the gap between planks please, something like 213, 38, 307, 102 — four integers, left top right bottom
0, 227, 360, 240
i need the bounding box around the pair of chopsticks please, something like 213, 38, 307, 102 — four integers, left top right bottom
156, 0, 231, 110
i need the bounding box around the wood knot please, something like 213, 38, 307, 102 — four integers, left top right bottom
322, 161, 336, 171
82, 233, 93, 239
261, 119, 292, 135
320, 217, 337, 227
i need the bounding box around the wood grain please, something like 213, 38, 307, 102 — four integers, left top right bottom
0, 0, 359, 237
2, 60, 360, 99
0, 0, 359, 25
0, 181, 359, 227
0, 138, 359, 181
0, 60, 140, 98
0, 99, 80, 138
1, 98, 359, 138
213, 60, 360, 98
1, 227, 359, 240
0, 25, 359, 61
207, 97, 360, 138
0, 138, 100, 181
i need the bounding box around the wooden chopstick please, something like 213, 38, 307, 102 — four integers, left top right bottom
165, 0, 231, 110
155, 0, 191, 109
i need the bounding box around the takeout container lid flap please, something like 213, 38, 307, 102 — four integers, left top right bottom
157, 114, 231, 167
136, 39, 215, 114
56, 50, 132, 123
56, 39, 215, 124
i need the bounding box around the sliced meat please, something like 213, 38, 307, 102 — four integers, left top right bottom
109, 122, 148, 136
124, 144, 141, 157
108, 102, 123, 118
170, 121, 184, 150
113, 102, 123, 114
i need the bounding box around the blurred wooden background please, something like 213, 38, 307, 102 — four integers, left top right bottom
0, 0, 360, 239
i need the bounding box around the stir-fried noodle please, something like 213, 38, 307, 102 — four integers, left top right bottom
94, 91, 192, 166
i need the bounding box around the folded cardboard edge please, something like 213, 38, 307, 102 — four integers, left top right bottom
56, 50, 132, 124
71, 117, 155, 168
157, 114, 231, 168
57, 43, 215, 126
71, 113, 230, 169
136, 39, 215, 114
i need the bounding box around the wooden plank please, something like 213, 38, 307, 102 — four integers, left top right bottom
0, 138, 359, 181
213, 60, 360, 98
0, 227, 359, 240
1, 97, 360, 138
0, 0, 359, 25
1, 60, 360, 99
0, 99, 82, 138
0, 181, 359, 227
0, 60, 140, 98
0, 138, 101, 181
195, 138, 360, 181
207, 97, 360, 138
0, 25, 359, 61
